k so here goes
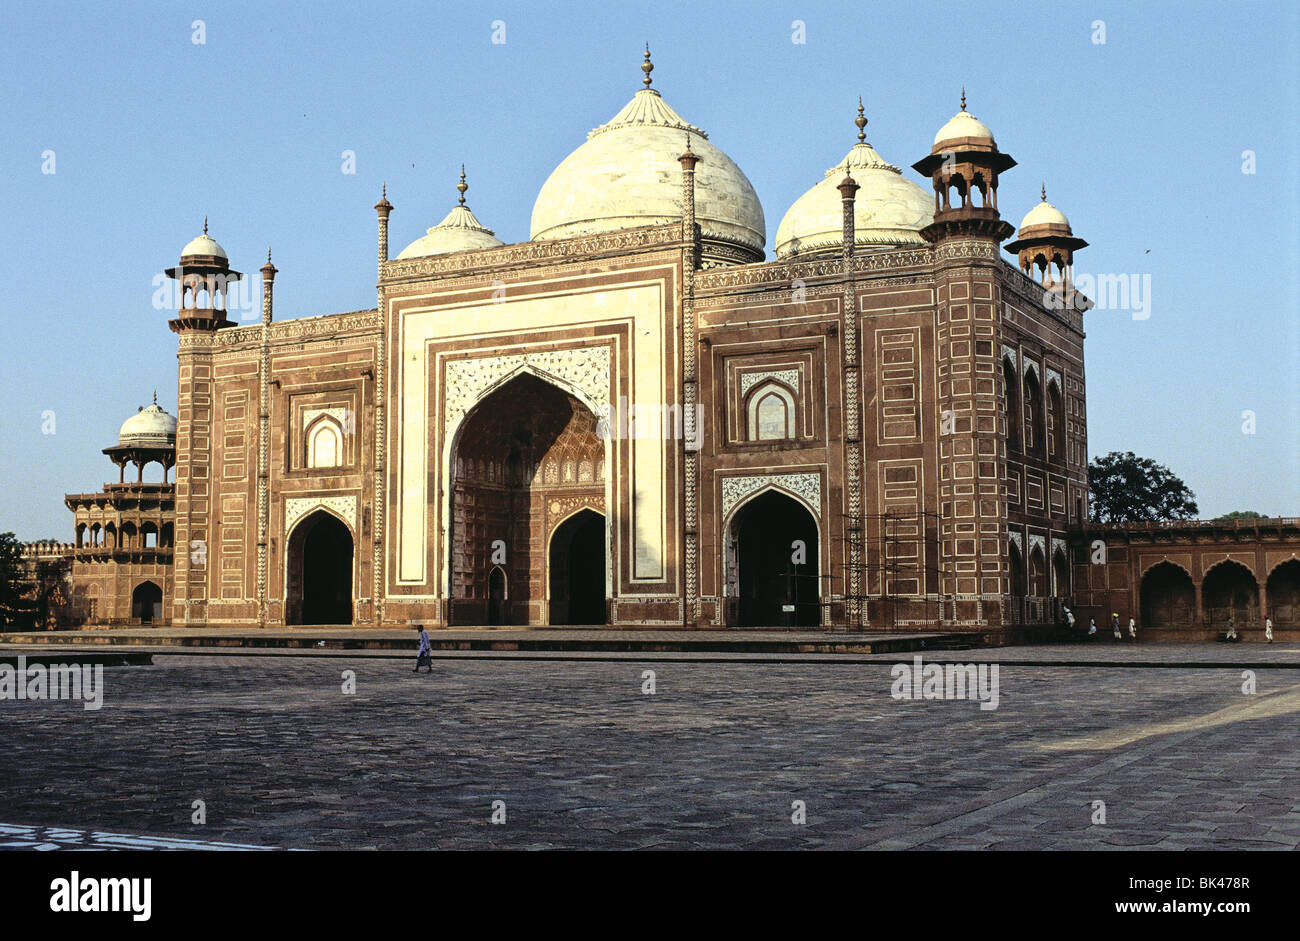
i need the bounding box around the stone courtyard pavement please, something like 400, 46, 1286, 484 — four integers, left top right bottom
2, 651, 1299, 849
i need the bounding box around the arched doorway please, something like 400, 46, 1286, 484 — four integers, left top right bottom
1202, 561, 1258, 628
1028, 546, 1047, 597
1140, 562, 1195, 628
729, 490, 819, 626
449, 372, 605, 625
548, 509, 606, 625
1008, 541, 1027, 597
286, 511, 353, 625
1052, 548, 1070, 599
487, 566, 508, 626
1267, 559, 1300, 627
131, 581, 162, 623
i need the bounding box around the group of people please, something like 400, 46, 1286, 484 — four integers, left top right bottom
1061, 604, 1276, 643
1222, 615, 1275, 643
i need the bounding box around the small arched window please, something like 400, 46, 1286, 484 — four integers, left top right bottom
746, 381, 796, 441
306, 418, 342, 469
1047, 380, 1065, 463
1023, 368, 1042, 456
1003, 357, 1020, 452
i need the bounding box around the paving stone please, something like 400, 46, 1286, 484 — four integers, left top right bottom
0, 656, 1297, 849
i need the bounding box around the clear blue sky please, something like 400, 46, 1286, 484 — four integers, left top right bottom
1, 0, 1296, 539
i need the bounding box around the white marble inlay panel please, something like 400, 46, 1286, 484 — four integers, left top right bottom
721, 473, 821, 520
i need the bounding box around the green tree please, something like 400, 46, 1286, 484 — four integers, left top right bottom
0, 532, 23, 624
1216, 510, 1264, 520
1088, 452, 1199, 523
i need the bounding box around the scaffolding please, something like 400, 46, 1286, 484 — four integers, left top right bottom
830, 510, 949, 633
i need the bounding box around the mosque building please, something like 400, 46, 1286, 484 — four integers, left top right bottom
53, 50, 1300, 639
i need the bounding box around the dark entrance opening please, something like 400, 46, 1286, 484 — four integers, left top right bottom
288, 511, 353, 625
548, 509, 606, 625
1140, 562, 1195, 628
131, 580, 162, 623
488, 567, 507, 626
1008, 541, 1027, 597
732, 490, 819, 626
1202, 561, 1258, 628
1267, 560, 1300, 627
1052, 549, 1070, 599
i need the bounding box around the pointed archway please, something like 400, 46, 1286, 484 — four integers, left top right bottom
1052, 548, 1070, 599
131, 581, 162, 623
286, 510, 353, 625
1202, 560, 1258, 628
548, 509, 606, 625
487, 566, 508, 626
449, 372, 605, 626
1140, 561, 1195, 628
728, 489, 819, 626
1266, 559, 1300, 627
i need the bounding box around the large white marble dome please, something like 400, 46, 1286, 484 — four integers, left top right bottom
531, 54, 765, 266
775, 113, 934, 258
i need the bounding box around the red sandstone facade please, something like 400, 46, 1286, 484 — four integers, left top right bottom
47, 68, 1297, 640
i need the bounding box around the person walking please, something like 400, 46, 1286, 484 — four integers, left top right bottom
1264, 616, 1274, 644
1088, 616, 1097, 638
1112, 612, 1122, 641
1063, 604, 1076, 630
1128, 616, 1137, 642
414, 623, 433, 673
1225, 616, 1238, 641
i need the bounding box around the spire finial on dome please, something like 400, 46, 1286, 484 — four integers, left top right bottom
203, 216, 209, 235
457, 165, 468, 205
642, 43, 654, 88
1041, 182, 1047, 201
267, 247, 273, 263
960, 87, 967, 112
152, 389, 157, 406
382, 182, 387, 199
855, 97, 868, 143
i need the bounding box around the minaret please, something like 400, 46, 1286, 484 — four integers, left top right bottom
257, 248, 277, 628
678, 130, 701, 625
372, 184, 393, 625
838, 104, 862, 625
165, 221, 242, 626
374, 183, 393, 273
912, 93, 1016, 633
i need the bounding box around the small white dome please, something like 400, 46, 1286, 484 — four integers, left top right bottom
776, 141, 933, 258
180, 232, 227, 260
1019, 199, 1071, 231
396, 204, 505, 259
531, 83, 765, 264
932, 109, 994, 148
118, 402, 177, 446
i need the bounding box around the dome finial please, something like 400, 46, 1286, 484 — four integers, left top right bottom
203, 215, 209, 235
382, 181, 387, 199
642, 43, 654, 88
960, 87, 967, 112
855, 97, 868, 143
152, 389, 157, 406
1041, 182, 1047, 202
457, 165, 468, 205
267, 246, 273, 263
